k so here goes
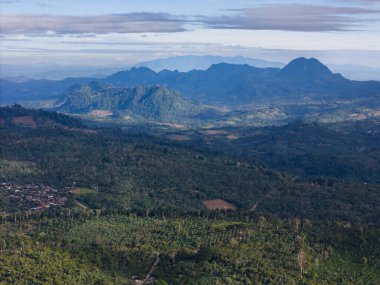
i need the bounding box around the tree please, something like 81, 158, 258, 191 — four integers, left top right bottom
297, 248, 306, 277
0, 239, 6, 253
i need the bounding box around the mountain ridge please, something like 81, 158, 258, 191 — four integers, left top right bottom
134, 55, 284, 72
2, 57, 380, 107
104, 57, 380, 104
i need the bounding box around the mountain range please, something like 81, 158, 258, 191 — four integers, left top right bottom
1, 58, 380, 123
134, 55, 284, 72
104, 57, 380, 104
3, 56, 380, 81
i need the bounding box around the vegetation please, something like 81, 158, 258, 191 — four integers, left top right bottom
1, 105, 379, 283
0, 211, 379, 284
175, 120, 380, 183
1, 107, 379, 225
56, 82, 209, 122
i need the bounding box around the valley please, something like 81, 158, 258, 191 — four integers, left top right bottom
2, 0, 380, 283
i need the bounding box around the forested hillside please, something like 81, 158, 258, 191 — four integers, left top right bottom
1, 106, 379, 284
169, 120, 380, 183
55, 82, 213, 122
1, 106, 379, 224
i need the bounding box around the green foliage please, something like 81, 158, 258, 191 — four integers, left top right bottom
57, 83, 205, 122
1, 213, 379, 284
1, 106, 379, 284
183, 120, 380, 183
1, 107, 379, 225
0, 246, 115, 285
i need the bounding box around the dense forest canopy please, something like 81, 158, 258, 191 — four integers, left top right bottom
1, 105, 379, 284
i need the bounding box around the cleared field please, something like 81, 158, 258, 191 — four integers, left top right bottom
71, 187, 97, 195
203, 199, 237, 210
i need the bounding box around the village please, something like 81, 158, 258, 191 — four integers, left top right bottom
0, 182, 69, 211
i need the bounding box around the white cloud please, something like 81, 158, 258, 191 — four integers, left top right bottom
0, 13, 186, 35
204, 4, 380, 32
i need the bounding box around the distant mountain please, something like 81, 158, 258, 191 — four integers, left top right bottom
56, 82, 210, 122
104, 63, 280, 103
278, 57, 334, 80
105, 57, 380, 104
0, 63, 128, 80
2, 57, 380, 107
135, 55, 284, 72
329, 64, 380, 81
0, 77, 95, 105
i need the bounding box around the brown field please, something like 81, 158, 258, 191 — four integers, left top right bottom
12, 116, 37, 127
166, 134, 190, 141
203, 199, 237, 210
71, 187, 81, 194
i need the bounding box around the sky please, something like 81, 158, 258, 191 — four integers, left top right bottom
1, 0, 380, 68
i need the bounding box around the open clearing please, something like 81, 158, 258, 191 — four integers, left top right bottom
203, 199, 237, 210
71, 187, 97, 195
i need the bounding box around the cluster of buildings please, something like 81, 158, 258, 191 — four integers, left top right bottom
0, 182, 68, 211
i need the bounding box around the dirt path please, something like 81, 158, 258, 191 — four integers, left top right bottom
141, 254, 160, 285
74, 200, 89, 209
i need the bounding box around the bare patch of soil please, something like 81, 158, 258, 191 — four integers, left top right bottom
203, 199, 237, 210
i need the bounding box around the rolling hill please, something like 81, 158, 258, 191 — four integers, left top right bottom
55, 82, 212, 122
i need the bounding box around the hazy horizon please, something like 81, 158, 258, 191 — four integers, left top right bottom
1, 0, 380, 69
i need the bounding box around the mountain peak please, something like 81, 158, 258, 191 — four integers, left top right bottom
280, 57, 333, 79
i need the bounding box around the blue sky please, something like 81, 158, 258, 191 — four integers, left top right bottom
1, 0, 380, 67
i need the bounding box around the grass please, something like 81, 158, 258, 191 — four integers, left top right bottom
71, 187, 98, 196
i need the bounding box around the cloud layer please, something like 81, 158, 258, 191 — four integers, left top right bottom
1, 3, 379, 35
204, 4, 380, 32
0, 13, 185, 35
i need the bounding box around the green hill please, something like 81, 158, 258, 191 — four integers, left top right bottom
55, 82, 211, 122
